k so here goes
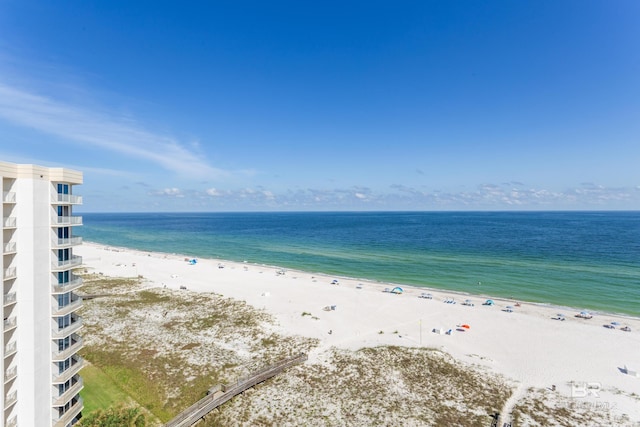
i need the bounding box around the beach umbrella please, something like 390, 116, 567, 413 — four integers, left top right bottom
611, 321, 620, 326
461, 324, 470, 329
506, 305, 514, 309
580, 311, 590, 315
557, 313, 565, 317
485, 299, 494, 305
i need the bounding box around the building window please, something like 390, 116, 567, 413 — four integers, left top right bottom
58, 357, 71, 374
58, 336, 70, 351
58, 314, 71, 329
58, 248, 70, 262
58, 293, 71, 308
58, 376, 78, 395
58, 271, 70, 284
58, 227, 69, 239
57, 184, 69, 195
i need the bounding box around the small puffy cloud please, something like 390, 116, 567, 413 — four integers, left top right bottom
152, 187, 184, 197
263, 190, 275, 200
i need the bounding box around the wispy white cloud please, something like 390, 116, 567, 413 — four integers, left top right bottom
0, 82, 226, 179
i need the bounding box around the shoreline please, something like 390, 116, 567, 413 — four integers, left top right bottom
84, 240, 640, 321
77, 241, 640, 423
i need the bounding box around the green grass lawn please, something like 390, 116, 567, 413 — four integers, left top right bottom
80, 363, 131, 414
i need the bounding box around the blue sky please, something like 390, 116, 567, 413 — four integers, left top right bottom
0, 1, 638, 211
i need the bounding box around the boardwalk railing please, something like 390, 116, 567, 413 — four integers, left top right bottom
165, 353, 308, 427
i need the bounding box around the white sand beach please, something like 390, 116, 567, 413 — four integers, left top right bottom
77, 242, 640, 424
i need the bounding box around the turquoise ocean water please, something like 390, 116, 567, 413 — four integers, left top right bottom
79, 211, 640, 317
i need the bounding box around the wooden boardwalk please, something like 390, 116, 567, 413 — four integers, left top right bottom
164, 353, 308, 427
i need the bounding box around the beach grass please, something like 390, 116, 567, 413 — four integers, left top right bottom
510, 387, 632, 426
78, 272, 317, 422
80, 363, 131, 414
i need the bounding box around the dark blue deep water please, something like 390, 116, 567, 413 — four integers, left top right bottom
79, 211, 640, 316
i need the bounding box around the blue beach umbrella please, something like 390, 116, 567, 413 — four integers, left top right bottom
611, 321, 620, 326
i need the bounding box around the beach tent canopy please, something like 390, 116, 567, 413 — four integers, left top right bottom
484, 299, 494, 305
391, 287, 404, 294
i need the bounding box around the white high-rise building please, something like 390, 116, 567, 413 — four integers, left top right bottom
1, 161, 84, 427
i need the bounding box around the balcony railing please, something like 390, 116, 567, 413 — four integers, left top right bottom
2, 191, 16, 203
2, 217, 16, 228
52, 337, 84, 362
3, 317, 17, 332
3, 267, 17, 280
53, 236, 83, 248
53, 319, 83, 341
52, 256, 83, 271
3, 291, 17, 307
52, 356, 83, 384
4, 366, 17, 383
4, 341, 17, 358
53, 396, 83, 427
3, 241, 16, 254
5, 415, 16, 427
52, 216, 82, 226
52, 298, 82, 317
4, 390, 17, 409
53, 376, 84, 407
52, 277, 83, 294
55, 194, 83, 205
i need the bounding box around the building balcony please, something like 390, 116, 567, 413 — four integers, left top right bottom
52, 216, 82, 226
54, 194, 83, 205
3, 292, 17, 307
52, 256, 83, 271
52, 336, 84, 362
3, 317, 17, 333
53, 396, 83, 427
53, 236, 83, 248
2, 191, 16, 204
53, 376, 83, 407
52, 315, 82, 339
4, 366, 17, 384
2, 217, 16, 229
4, 390, 17, 409
52, 298, 82, 317
4, 341, 17, 358
52, 277, 83, 294
52, 356, 83, 384
3, 242, 16, 254
3, 267, 16, 280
